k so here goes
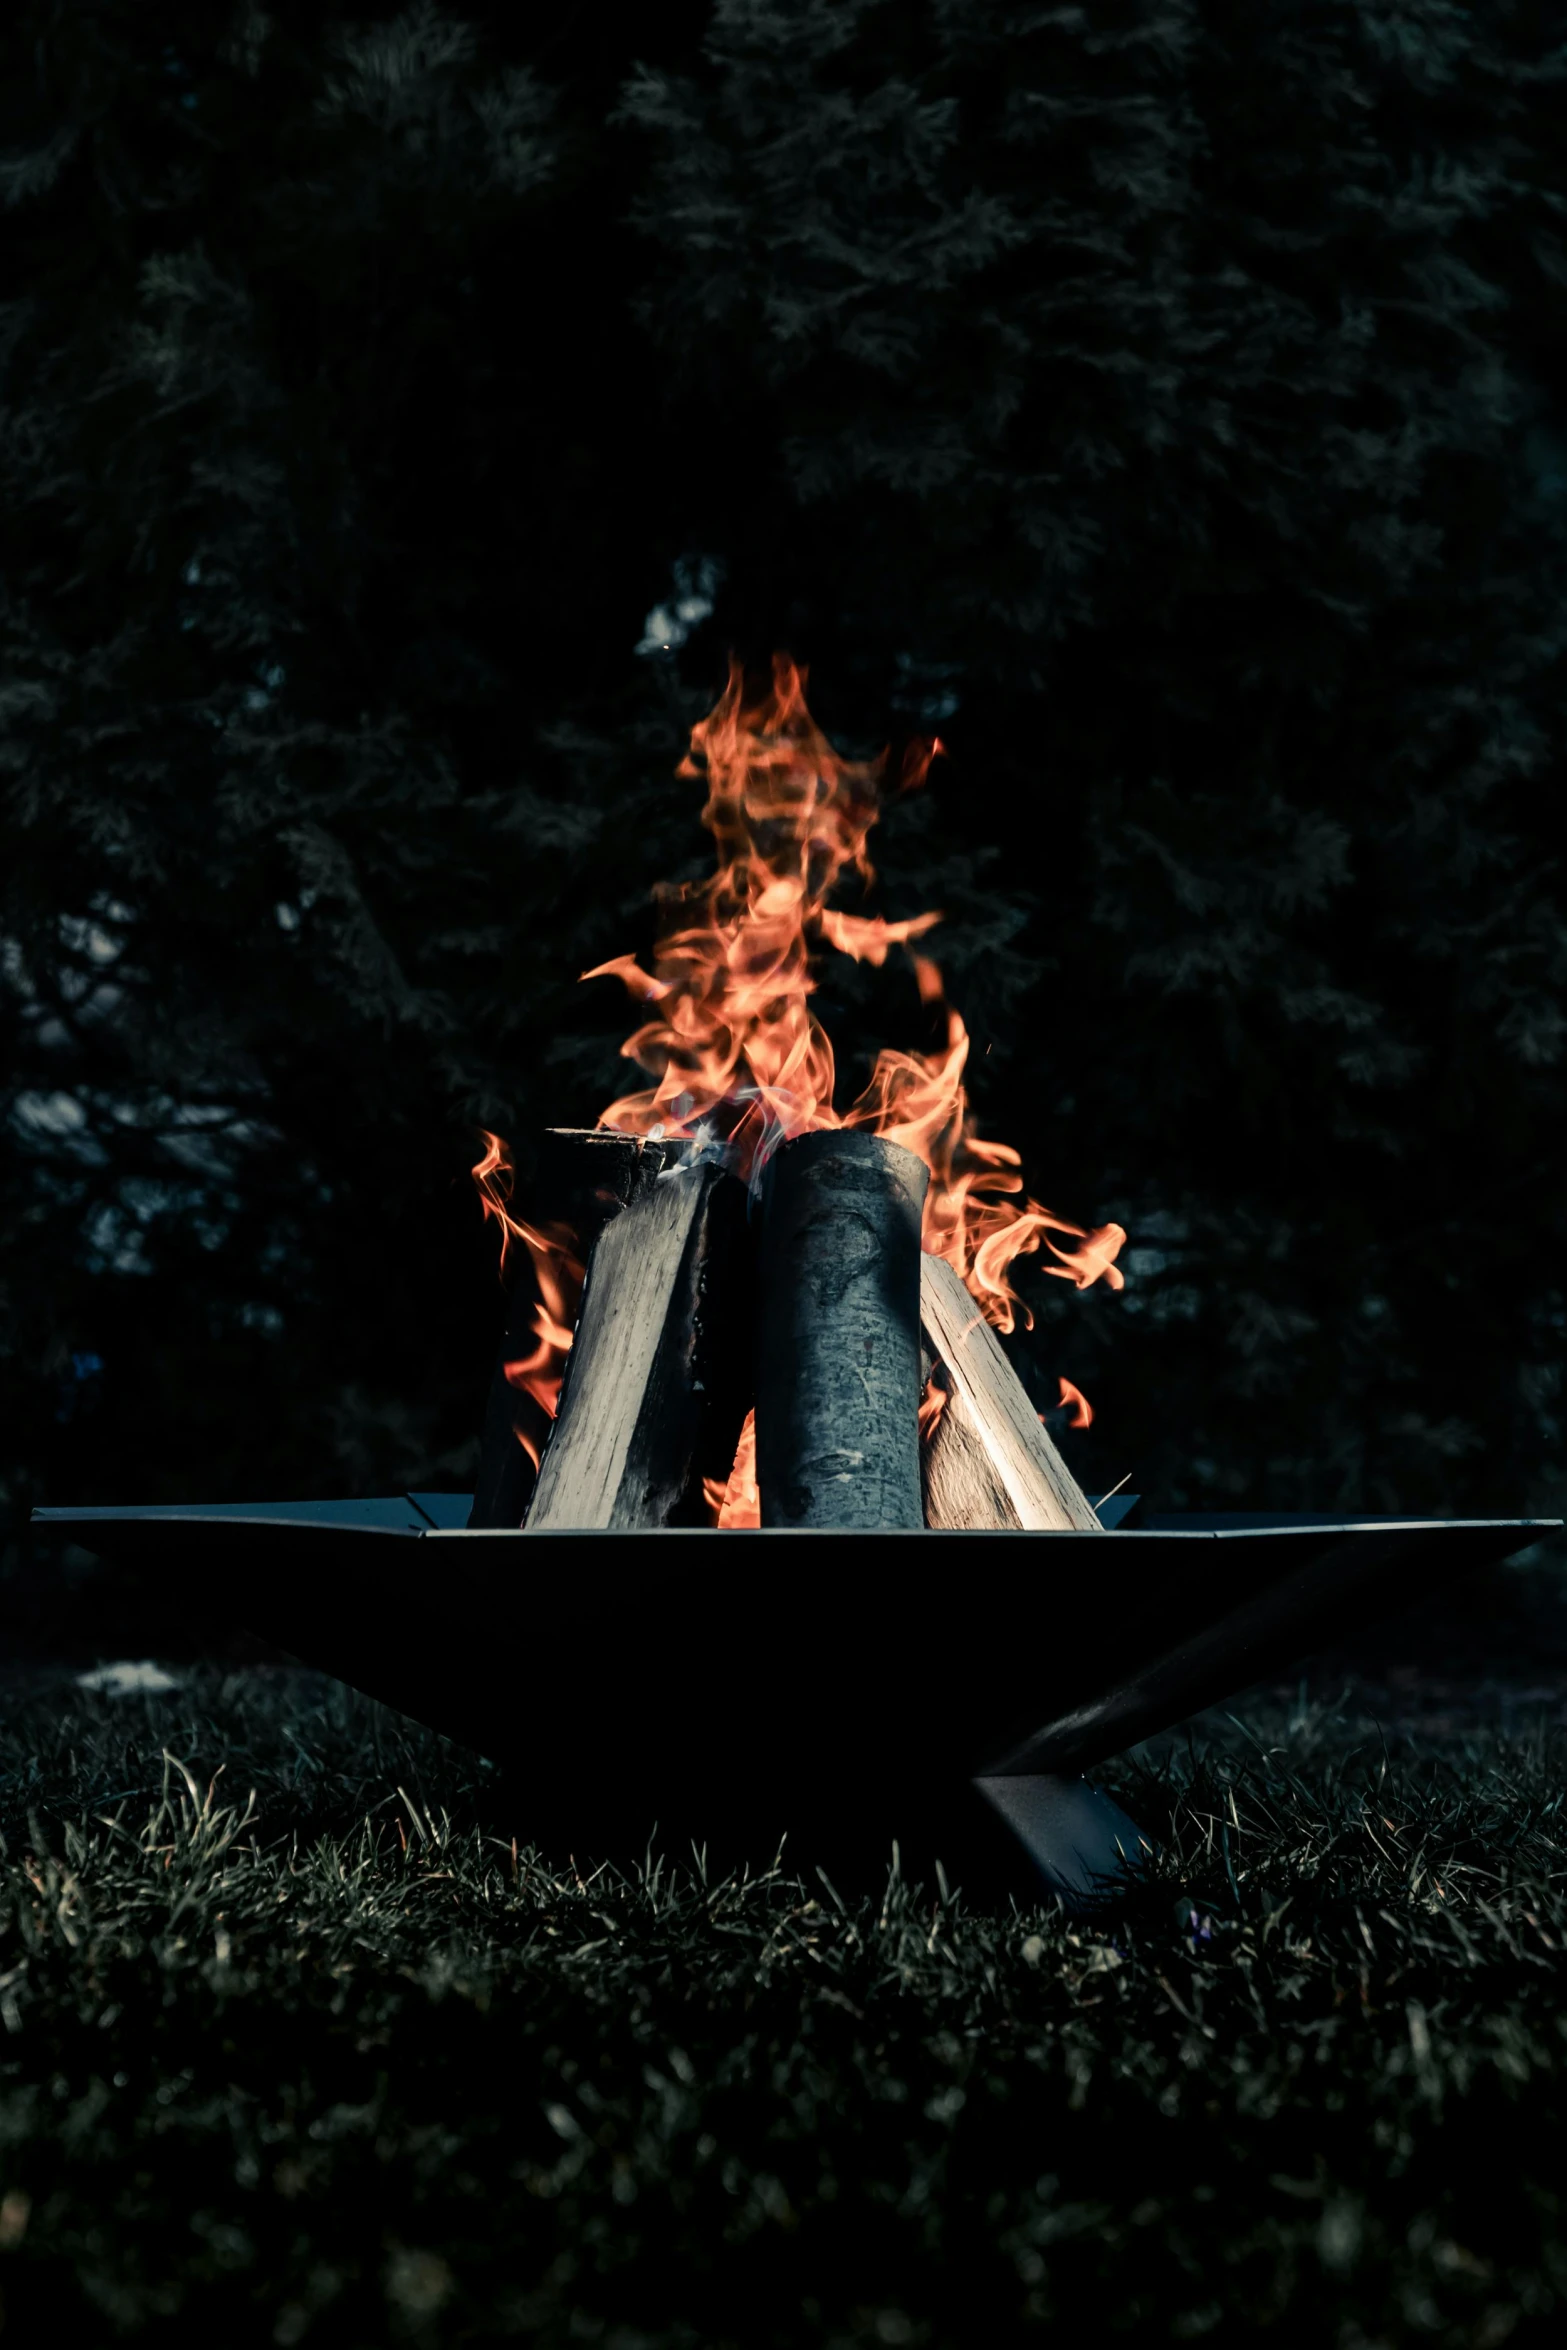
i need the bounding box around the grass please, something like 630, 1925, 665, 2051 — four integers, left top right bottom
0, 1661, 1564, 2346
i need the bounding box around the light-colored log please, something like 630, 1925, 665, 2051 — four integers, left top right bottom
919, 1253, 1102, 1532
469, 1130, 646, 1530
527, 1151, 748, 1529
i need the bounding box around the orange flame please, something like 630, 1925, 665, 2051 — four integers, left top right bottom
472, 1129, 583, 1468
1054, 1376, 1094, 1431
917, 1373, 951, 1442
588, 656, 1125, 1332
703, 1407, 760, 1527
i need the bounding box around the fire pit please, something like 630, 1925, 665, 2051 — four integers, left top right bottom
35, 664, 1556, 1905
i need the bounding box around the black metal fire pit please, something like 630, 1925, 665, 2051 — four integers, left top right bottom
35, 1496, 1554, 1900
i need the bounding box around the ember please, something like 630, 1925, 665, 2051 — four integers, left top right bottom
473, 659, 1126, 1531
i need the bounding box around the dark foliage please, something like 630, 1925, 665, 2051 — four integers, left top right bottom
2, 0, 1564, 1535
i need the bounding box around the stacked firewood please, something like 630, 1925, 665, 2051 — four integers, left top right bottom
471, 1129, 1101, 1536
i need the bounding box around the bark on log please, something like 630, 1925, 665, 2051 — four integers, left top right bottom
755, 1130, 927, 1529
468, 1130, 648, 1531
525, 1142, 753, 1530
919, 1253, 1103, 1531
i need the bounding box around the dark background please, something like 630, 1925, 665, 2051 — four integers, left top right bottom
2, 0, 1563, 1552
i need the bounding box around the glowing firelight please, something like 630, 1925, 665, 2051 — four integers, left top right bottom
475, 657, 1126, 1511
471, 1133, 583, 1474
1055, 1376, 1094, 1431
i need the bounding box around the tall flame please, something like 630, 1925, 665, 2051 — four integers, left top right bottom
586, 656, 1125, 1331
476, 656, 1125, 1501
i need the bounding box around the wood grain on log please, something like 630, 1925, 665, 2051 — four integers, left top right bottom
755, 1130, 927, 1529
919, 1253, 1103, 1532
526, 1143, 752, 1530
467, 1130, 648, 1531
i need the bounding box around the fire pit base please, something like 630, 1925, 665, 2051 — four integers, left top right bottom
33, 1503, 1556, 1905
976, 1773, 1155, 1907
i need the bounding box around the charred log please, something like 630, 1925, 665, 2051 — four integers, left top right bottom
919, 1254, 1102, 1531
755, 1130, 927, 1529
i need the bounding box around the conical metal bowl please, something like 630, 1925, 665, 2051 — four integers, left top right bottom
36, 1502, 1551, 1827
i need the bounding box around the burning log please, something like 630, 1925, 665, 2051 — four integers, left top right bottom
468, 1130, 644, 1530
525, 1136, 752, 1530
755, 1129, 927, 1529
919, 1254, 1102, 1532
